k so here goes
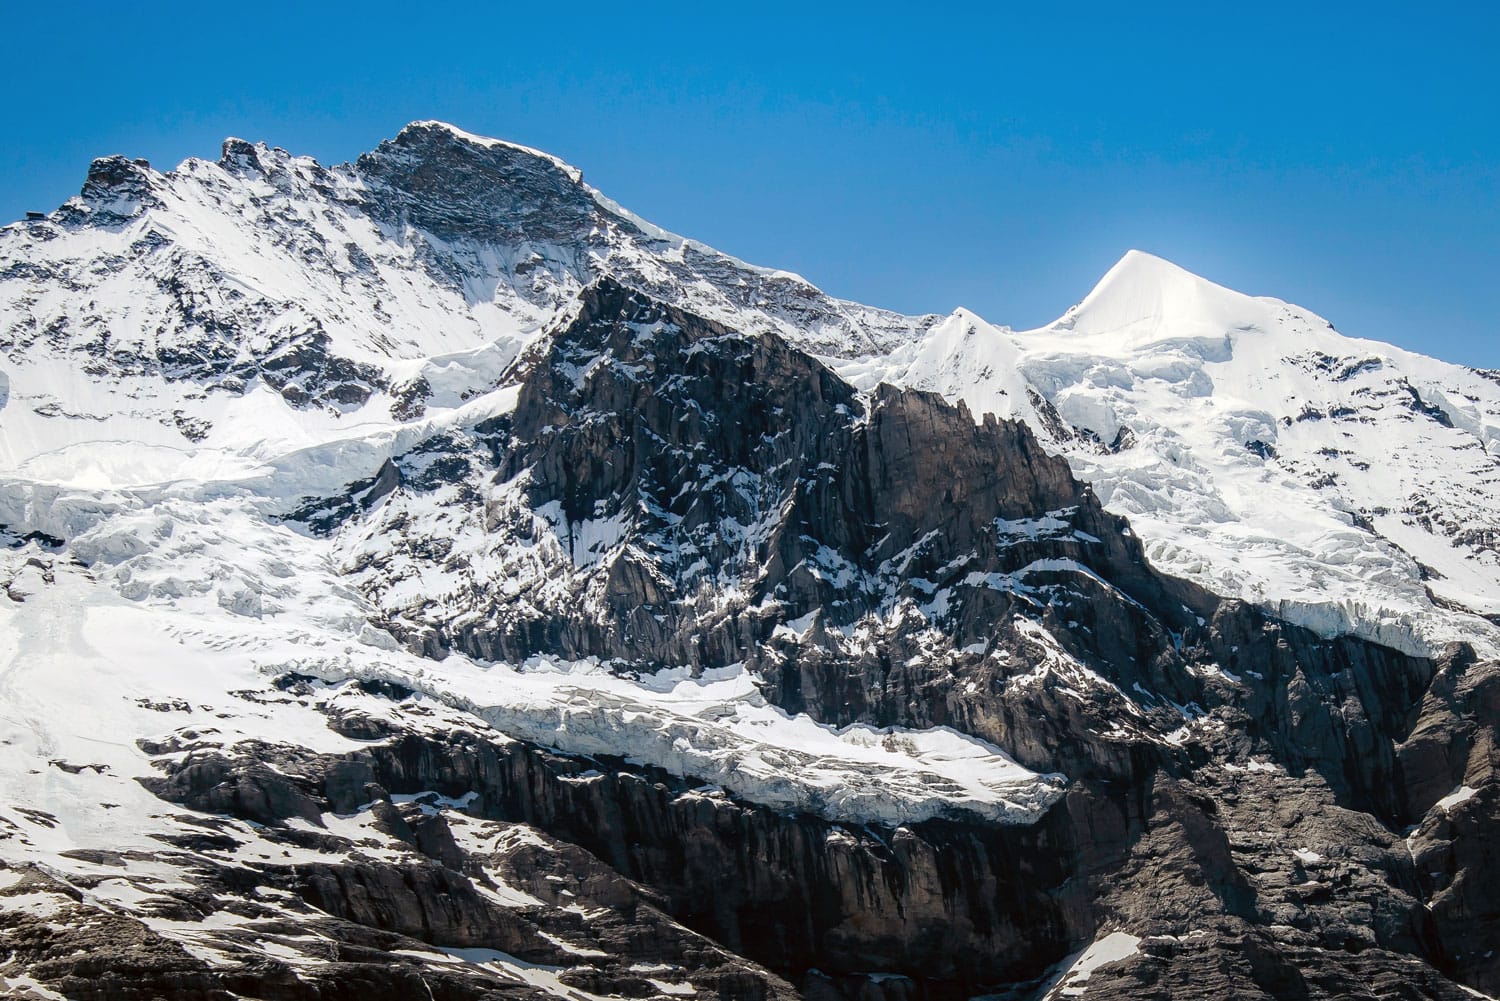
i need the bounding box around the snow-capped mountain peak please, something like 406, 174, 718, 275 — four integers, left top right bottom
835, 249, 1500, 658
396, 119, 588, 182
1056, 247, 1322, 348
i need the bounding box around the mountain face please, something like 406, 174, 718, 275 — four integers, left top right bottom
0, 123, 1497, 1001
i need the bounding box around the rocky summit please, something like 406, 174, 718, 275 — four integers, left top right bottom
0, 122, 1497, 1000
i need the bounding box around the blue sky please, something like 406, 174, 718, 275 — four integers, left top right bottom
5, 2, 1497, 365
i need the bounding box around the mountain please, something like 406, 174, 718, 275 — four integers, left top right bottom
0, 122, 1496, 1000
847, 250, 1500, 658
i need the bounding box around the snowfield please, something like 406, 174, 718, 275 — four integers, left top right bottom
0, 513, 1060, 833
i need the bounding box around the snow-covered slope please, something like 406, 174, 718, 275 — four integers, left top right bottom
0, 121, 929, 485
843, 251, 1500, 656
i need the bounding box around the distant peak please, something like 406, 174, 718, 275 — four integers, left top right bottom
400, 120, 495, 143
1046, 249, 1261, 342
78, 154, 160, 218
389, 120, 584, 183
221, 137, 260, 158
219, 137, 268, 172
1093, 249, 1229, 298
350, 122, 599, 245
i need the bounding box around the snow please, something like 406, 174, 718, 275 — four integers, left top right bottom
1459, 985, 1500, 1001
413, 945, 624, 1001
0, 544, 369, 867
0, 975, 66, 1000
648, 977, 698, 995
389, 790, 479, 814
1437, 785, 1478, 813
0, 891, 68, 920
308, 654, 1062, 826
1041, 930, 1142, 998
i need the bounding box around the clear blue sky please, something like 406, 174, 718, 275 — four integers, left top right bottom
5, 2, 1497, 365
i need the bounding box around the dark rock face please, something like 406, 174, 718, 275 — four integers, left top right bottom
1400, 655, 1500, 995
356, 122, 600, 262
342, 279, 1207, 738
348, 122, 928, 357
141, 714, 1087, 995
264, 279, 1500, 998
68, 154, 164, 225
114, 667, 1493, 1001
